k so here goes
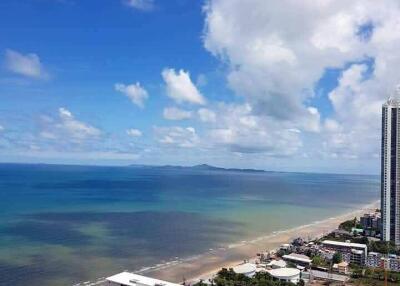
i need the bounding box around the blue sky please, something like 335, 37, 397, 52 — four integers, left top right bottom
1, 0, 399, 174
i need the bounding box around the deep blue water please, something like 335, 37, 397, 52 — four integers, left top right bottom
0, 164, 379, 286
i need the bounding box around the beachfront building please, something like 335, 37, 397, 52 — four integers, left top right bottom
282, 253, 311, 267
366, 252, 400, 272
106, 272, 182, 286
267, 259, 287, 269
387, 254, 400, 272
332, 261, 349, 274
321, 240, 367, 265
360, 212, 382, 231
267, 268, 300, 284
366, 252, 382, 268
232, 263, 257, 277
381, 89, 400, 246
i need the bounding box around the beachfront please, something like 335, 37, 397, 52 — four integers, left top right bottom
79, 200, 379, 286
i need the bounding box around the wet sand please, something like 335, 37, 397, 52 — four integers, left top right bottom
141, 200, 379, 284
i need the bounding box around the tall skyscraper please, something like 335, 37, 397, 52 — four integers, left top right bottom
381, 88, 400, 245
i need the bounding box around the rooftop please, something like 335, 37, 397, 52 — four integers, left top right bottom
232, 263, 256, 274
384, 85, 400, 107
267, 259, 287, 268
106, 272, 182, 286
282, 253, 312, 263
352, 249, 364, 255
268, 268, 300, 278
321, 240, 367, 250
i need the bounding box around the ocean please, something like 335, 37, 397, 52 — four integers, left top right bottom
0, 163, 379, 286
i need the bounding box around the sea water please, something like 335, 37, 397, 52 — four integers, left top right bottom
0, 164, 379, 286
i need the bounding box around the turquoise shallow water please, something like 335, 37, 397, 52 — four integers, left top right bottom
0, 164, 379, 286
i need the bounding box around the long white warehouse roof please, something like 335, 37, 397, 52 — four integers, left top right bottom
106, 272, 182, 286
322, 240, 367, 249
282, 253, 312, 263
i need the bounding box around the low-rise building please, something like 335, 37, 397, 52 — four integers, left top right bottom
387, 255, 400, 272
267, 259, 287, 269
350, 249, 366, 265
366, 252, 382, 268
321, 240, 367, 265
333, 261, 349, 274
267, 268, 300, 284
282, 253, 311, 266
366, 252, 400, 272
232, 263, 257, 277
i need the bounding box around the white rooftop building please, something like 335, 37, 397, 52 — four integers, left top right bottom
282, 253, 311, 266
267, 268, 300, 284
267, 259, 287, 269
106, 272, 182, 286
321, 240, 367, 265
232, 263, 257, 277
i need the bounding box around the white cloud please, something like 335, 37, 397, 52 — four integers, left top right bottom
9, 150, 140, 161
203, 0, 400, 164
126, 128, 142, 137
115, 82, 148, 108
4, 49, 47, 79
163, 107, 192, 120
125, 0, 154, 11
0, 125, 4, 132
197, 108, 216, 122
155, 126, 199, 148
162, 68, 206, 105
40, 107, 101, 142
204, 104, 303, 155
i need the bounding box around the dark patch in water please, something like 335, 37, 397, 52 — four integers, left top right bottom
0, 221, 92, 246
0, 211, 243, 286
0, 255, 87, 286
2, 211, 244, 256
23, 211, 243, 257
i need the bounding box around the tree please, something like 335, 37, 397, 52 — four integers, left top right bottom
312, 255, 325, 266
332, 252, 342, 264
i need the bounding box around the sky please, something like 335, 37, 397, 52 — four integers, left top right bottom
1, 0, 400, 174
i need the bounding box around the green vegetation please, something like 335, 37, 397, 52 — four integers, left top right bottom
332, 252, 342, 264
339, 217, 362, 232
349, 267, 400, 285
311, 255, 328, 267
368, 241, 400, 255
192, 268, 297, 286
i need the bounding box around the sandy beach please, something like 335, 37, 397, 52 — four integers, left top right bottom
139, 200, 380, 284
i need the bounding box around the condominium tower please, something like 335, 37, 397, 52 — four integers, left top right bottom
381, 89, 400, 245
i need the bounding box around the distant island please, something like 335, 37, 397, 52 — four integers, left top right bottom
127, 163, 268, 173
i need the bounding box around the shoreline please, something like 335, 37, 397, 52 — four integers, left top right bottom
140, 200, 380, 284
80, 200, 380, 286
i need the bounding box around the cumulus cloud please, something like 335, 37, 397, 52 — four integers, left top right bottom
126, 128, 142, 137
162, 68, 206, 105
163, 107, 192, 120
155, 126, 199, 148
115, 82, 148, 108
4, 49, 47, 79
321, 63, 384, 159
197, 108, 216, 122
204, 104, 303, 156
124, 0, 154, 11
40, 107, 101, 143
203, 0, 400, 162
